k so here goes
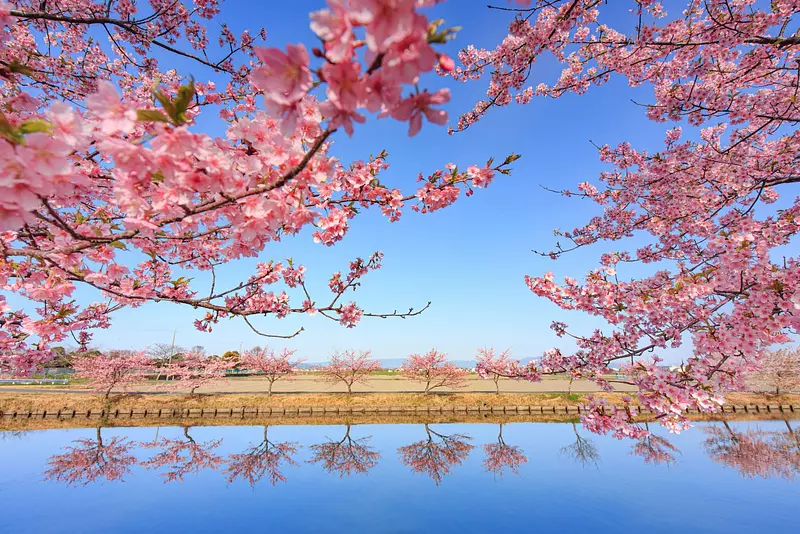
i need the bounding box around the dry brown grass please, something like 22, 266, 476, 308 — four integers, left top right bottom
0, 391, 598, 412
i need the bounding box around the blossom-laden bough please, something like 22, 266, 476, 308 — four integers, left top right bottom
0, 0, 517, 375
464, 0, 800, 436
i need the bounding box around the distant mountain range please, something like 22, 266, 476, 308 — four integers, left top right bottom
299, 357, 543, 370
300, 358, 480, 370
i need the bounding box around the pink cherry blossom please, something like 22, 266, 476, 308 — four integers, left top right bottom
323, 59, 366, 111
390, 89, 450, 136
251, 44, 313, 106
85, 81, 137, 134
310, 0, 354, 63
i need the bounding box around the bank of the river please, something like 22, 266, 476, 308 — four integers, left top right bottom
1, 391, 798, 431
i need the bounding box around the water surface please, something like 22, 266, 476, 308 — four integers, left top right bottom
1, 420, 798, 533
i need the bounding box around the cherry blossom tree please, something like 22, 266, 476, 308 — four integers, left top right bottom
141, 426, 224, 483
44, 426, 137, 486
160, 351, 234, 395
72, 350, 154, 400
0, 0, 516, 376
225, 426, 301, 487
475, 347, 514, 394
440, 0, 800, 436
240, 346, 304, 396
703, 421, 800, 481
630, 423, 680, 466
307, 423, 380, 477
482, 423, 528, 477
560, 422, 601, 468
753, 347, 800, 395
400, 349, 467, 394
321, 349, 380, 394
398, 424, 474, 484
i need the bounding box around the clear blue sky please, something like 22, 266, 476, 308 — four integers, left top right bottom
19, 2, 702, 363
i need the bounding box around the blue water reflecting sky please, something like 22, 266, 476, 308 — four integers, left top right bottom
0, 420, 798, 533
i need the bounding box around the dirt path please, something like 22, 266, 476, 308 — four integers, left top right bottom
0, 375, 638, 395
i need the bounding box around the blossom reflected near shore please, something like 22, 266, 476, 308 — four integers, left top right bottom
35, 420, 800, 488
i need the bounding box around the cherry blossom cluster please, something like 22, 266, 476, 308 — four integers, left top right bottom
449, 0, 800, 435
0, 0, 517, 375
320, 349, 381, 394
400, 348, 468, 393
474, 346, 516, 393
240, 346, 304, 396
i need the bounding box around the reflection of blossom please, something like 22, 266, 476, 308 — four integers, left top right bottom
225, 426, 301, 487
44, 427, 136, 486
703, 421, 800, 481
141, 427, 224, 483
482, 424, 527, 477
398, 424, 474, 485
561, 423, 601, 468
630, 424, 680, 465
307, 424, 380, 477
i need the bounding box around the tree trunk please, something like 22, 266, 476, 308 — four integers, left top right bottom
347, 382, 352, 395
494, 376, 500, 394
268, 380, 273, 397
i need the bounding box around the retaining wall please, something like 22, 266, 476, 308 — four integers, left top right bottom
2, 403, 798, 421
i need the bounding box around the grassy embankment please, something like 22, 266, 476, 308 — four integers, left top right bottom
1, 390, 797, 413
1, 391, 797, 430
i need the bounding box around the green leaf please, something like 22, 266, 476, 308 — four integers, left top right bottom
173, 77, 196, 123
0, 111, 24, 144
109, 241, 127, 250
18, 119, 52, 134
503, 153, 522, 165
154, 90, 177, 121
136, 109, 170, 123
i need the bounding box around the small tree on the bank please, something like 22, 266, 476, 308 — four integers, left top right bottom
161, 352, 234, 396
240, 347, 305, 396
755, 348, 800, 395
322, 350, 380, 395
475, 347, 514, 394
72, 351, 154, 401
400, 349, 467, 394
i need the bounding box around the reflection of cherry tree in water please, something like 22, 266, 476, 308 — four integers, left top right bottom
482, 423, 528, 477
561, 423, 601, 468
44, 426, 137, 486
398, 424, 474, 485
141, 426, 224, 483
225, 426, 301, 487
307, 424, 380, 477
703, 421, 800, 481
630, 423, 680, 466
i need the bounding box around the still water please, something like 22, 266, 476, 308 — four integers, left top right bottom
0, 420, 798, 533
